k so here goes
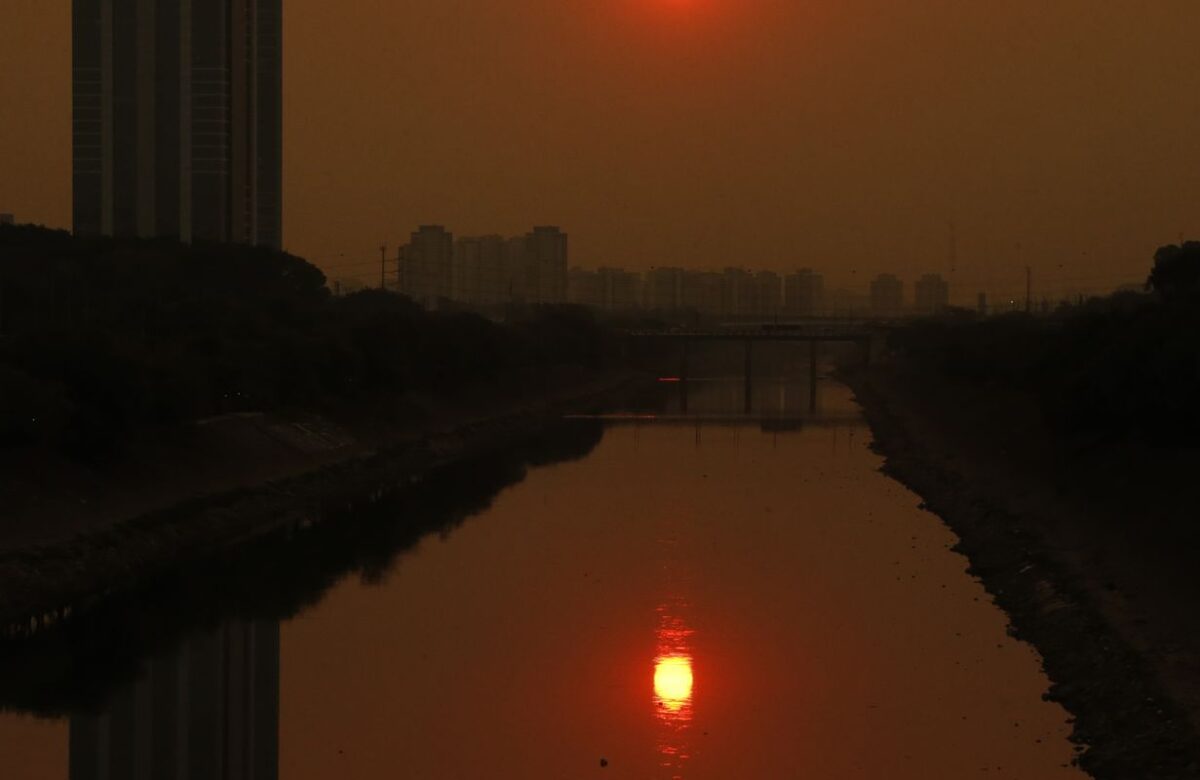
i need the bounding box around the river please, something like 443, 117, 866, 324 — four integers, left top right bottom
0, 371, 1087, 779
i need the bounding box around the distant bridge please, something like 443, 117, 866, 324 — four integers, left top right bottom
623, 320, 886, 413
566, 412, 867, 429
624, 318, 884, 343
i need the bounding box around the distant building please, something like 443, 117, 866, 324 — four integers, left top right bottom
914, 273, 950, 315
722, 268, 755, 317
828, 287, 869, 318
0, 214, 13, 226
754, 271, 783, 318
568, 268, 604, 309
644, 267, 686, 311
598, 267, 642, 310
454, 235, 507, 306
70, 620, 279, 780
870, 274, 904, 318
503, 236, 535, 303
525, 226, 568, 304
784, 269, 824, 317
399, 225, 454, 308
683, 271, 723, 315
503, 227, 567, 305
72, 0, 283, 248
569, 266, 642, 311
977, 292, 988, 316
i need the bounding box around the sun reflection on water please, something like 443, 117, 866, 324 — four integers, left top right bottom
654, 655, 694, 712
654, 602, 695, 776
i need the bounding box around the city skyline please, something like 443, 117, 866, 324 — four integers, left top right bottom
3, 2, 1196, 301
374, 219, 961, 317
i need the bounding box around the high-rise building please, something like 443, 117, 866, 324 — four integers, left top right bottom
499, 228, 568, 305
399, 225, 454, 308
644, 267, 686, 311
682, 271, 723, 315
915, 273, 951, 315
784, 269, 824, 317
753, 271, 783, 318
721, 268, 755, 317
453, 235, 507, 306
600, 267, 642, 311
870, 273, 904, 318
525, 226, 568, 304
568, 268, 604, 309
72, 0, 283, 248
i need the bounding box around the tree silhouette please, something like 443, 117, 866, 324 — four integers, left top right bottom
0, 225, 612, 459
1146, 241, 1200, 300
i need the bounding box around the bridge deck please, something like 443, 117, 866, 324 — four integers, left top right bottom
565, 412, 866, 428
625, 328, 875, 342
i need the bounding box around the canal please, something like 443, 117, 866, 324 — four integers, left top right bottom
0, 371, 1086, 778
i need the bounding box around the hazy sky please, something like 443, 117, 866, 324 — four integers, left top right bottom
2, 0, 1199, 300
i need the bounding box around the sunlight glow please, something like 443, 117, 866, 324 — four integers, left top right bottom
654, 654, 694, 712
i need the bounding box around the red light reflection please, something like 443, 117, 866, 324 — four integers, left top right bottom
654, 600, 695, 776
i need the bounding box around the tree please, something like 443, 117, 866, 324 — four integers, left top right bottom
1146, 242, 1200, 300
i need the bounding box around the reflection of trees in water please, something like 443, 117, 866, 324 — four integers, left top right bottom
0, 419, 604, 718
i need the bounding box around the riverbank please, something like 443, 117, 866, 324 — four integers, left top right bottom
0, 367, 640, 633
841, 362, 1200, 779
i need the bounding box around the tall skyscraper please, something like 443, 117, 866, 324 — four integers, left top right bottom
72, 0, 282, 249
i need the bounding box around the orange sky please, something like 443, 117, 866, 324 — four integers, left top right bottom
2, 0, 1199, 300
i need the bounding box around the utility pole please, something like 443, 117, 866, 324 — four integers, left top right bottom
380, 243, 388, 290
1025, 266, 1032, 315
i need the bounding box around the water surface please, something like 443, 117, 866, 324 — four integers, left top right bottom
0, 377, 1086, 779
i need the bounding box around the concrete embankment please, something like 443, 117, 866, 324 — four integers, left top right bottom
0, 368, 639, 634
842, 363, 1200, 779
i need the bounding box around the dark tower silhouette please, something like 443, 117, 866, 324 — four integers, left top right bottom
72, 0, 282, 249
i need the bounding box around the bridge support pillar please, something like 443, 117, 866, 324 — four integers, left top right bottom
680, 340, 690, 413
744, 339, 753, 413
810, 339, 819, 413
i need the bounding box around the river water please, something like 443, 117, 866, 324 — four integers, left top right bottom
0, 373, 1087, 779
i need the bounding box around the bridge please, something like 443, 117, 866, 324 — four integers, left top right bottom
625, 319, 881, 343
566, 412, 867, 429
623, 320, 885, 413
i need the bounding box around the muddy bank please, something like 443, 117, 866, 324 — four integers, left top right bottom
0, 365, 619, 553
842, 363, 1200, 779
0, 369, 640, 633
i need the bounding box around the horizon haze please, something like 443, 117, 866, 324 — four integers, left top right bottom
2, 0, 1199, 301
